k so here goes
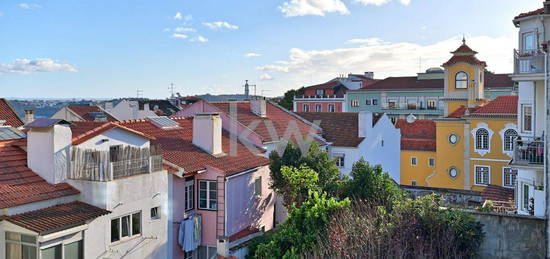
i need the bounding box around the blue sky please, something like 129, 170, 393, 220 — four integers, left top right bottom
0, 0, 544, 98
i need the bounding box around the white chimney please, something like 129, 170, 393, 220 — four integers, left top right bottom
364, 72, 374, 79
193, 113, 223, 156
27, 119, 72, 184
24, 110, 35, 124
358, 111, 373, 138
250, 100, 267, 118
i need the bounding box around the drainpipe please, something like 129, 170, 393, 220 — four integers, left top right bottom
543, 40, 550, 259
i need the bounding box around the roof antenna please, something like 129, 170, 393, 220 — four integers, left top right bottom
168, 83, 175, 98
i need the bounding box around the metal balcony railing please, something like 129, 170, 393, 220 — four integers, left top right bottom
514, 49, 545, 74
512, 137, 544, 167
294, 95, 344, 99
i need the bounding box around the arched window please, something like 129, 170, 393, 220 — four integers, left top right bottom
503, 129, 518, 151
455, 72, 468, 89
476, 128, 489, 150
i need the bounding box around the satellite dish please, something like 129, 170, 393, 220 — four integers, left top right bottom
406, 114, 417, 123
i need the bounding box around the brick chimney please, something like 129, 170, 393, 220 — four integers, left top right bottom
24, 110, 35, 124
193, 113, 223, 156
250, 100, 267, 118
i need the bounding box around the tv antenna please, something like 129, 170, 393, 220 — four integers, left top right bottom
169, 83, 176, 98
136, 89, 143, 99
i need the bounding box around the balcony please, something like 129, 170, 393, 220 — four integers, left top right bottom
511, 137, 544, 168
294, 95, 344, 100
513, 49, 545, 75
69, 145, 163, 181
381, 104, 443, 115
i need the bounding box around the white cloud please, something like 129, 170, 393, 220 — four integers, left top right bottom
174, 12, 182, 20
279, 0, 349, 17
174, 27, 196, 33
260, 73, 274, 81
190, 36, 208, 43
257, 35, 514, 89
354, 0, 410, 6
203, 21, 238, 30
0, 58, 77, 74
172, 33, 188, 39
18, 3, 40, 9
245, 53, 261, 58
346, 37, 387, 46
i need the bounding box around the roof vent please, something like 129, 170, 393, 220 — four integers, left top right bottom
406, 114, 417, 124
149, 116, 179, 129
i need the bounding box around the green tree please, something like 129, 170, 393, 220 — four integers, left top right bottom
341, 158, 406, 207
278, 165, 320, 206
277, 87, 305, 110
269, 142, 342, 206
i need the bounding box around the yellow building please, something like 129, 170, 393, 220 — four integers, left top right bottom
400, 40, 518, 192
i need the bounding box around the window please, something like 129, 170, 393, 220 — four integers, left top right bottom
522, 32, 536, 51
111, 211, 142, 242
427, 99, 437, 110
449, 167, 458, 178
185, 180, 194, 211
503, 168, 517, 188
372, 99, 378, 105
522, 104, 532, 132
407, 99, 417, 110
335, 154, 345, 167
315, 104, 322, 112
255, 177, 262, 196
448, 134, 458, 144
475, 128, 489, 150
41, 245, 61, 259
351, 100, 359, 107
428, 158, 435, 167
316, 89, 324, 96
455, 72, 468, 89
411, 181, 417, 186
64, 241, 83, 259
198, 246, 217, 259
388, 99, 397, 109
475, 166, 490, 185
303, 104, 309, 112
523, 184, 530, 210
199, 180, 217, 210
503, 129, 518, 151
328, 104, 335, 112
5, 232, 37, 259
151, 206, 160, 220
411, 157, 417, 166
365, 99, 371, 105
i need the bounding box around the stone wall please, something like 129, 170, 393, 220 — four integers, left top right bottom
401, 185, 483, 207
470, 211, 546, 259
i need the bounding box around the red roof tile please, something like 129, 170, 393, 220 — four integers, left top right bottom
484, 73, 514, 89
207, 101, 321, 143
447, 96, 518, 119
0, 141, 79, 209
67, 105, 118, 122
395, 119, 436, 152
515, 8, 544, 20
443, 42, 487, 67
446, 106, 480, 119
0, 99, 24, 128
481, 185, 514, 202
117, 118, 270, 175
71, 122, 156, 145
228, 226, 260, 242
4, 201, 110, 234
451, 43, 477, 54
297, 112, 364, 147
302, 81, 348, 97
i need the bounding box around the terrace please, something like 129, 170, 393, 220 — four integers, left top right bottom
511, 137, 544, 168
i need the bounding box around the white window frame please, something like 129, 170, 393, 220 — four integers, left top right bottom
411, 156, 417, 166
471, 122, 494, 156
334, 153, 345, 168
328, 104, 335, 112
521, 104, 533, 133
185, 180, 194, 211
428, 158, 435, 167
198, 180, 218, 210
427, 99, 437, 110
522, 31, 536, 52
303, 104, 309, 112
315, 104, 322, 112
455, 71, 468, 89
474, 165, 490, 186
502, 167, 517, 188
5, 232, 38, 259
499, 123, 518, 157
351, 100, 359, 107
111, 211, 142, 243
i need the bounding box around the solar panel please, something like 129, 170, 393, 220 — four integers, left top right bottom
0, 127, 25, 140
149, 116, 179, 129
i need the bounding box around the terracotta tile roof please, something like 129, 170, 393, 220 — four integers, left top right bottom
67, 105, 118, 122
297, 112, 365, 147
138, 100, 179, 116
302, 81, 348, 97
207, 101, 321, 143
117, 118, 270, 175
447, 96, 518, 119
451, 43, 477, 54
0, 141, 79, 209
3, 201, 110, 234
70, 122, 156, 145
446, 106, 480, 119
395, 119, 436, 152
484, 73, 514, 89
442, 55, 487, 67
481, 185, 514, 202
228, 226, 260, 242
515, 8, 544, 20
0, 99, 24, 128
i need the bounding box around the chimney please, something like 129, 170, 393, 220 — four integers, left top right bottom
250, 100, 267, 118
143, 103, 150, 111
545, 0, 550, 14
27, 119, 72, 184
358, 111, 373, 138
24, 110, 35, 124
193, 113, 223, 156
364, 72, 374, 79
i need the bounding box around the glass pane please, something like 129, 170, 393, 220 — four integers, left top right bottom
199, 199, 207, 209
6, 232, 20, 241
41, 245, 61, 259
199, 181, 207, 190
111, 218, 120, 242
21, 235, 36, 244
132, 212, 141, 235
22, 245, 37, 259
64, 241, 83, 259
122, 215, 130, 237
6, 243, 21, 259
209, 181, 216, 190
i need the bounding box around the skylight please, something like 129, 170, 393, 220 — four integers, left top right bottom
149, 116, 179, 129
0, 127, 26, 140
